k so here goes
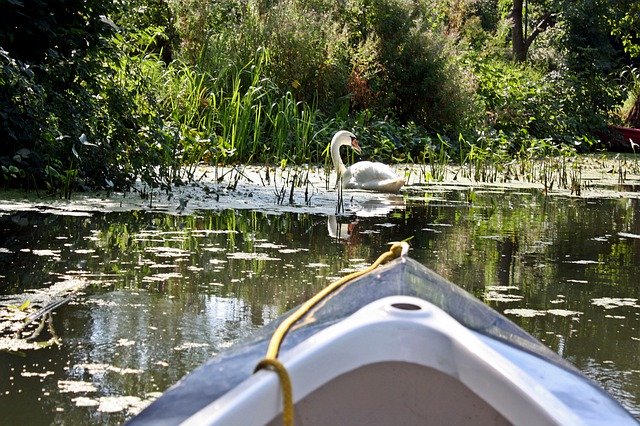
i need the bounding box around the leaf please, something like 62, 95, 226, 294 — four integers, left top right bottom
19, 300, 31, 311
78, 134, 97, 146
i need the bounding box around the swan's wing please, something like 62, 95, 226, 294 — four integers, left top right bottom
347, 161, 400, 181
344, 161, 405, 193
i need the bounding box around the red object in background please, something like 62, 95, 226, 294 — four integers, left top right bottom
607, 125, 640, 152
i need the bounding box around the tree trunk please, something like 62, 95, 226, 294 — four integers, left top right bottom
511, 1, 553, 63
512, 0, 527, 62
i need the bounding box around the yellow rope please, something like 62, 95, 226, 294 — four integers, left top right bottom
254, 241, 408, 426
255, 358, 294, 426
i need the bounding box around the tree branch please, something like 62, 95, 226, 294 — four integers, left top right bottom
525, 12, 554, 50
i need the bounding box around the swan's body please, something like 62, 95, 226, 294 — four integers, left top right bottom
330, 130, 405, 193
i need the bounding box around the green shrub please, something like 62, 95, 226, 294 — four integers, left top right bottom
474, 56, 621, 152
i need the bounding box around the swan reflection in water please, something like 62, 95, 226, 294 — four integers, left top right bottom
327, 194, 405, 241
327, 215, 356, 240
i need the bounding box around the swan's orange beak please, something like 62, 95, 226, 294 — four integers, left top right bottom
350, 138, 362, 154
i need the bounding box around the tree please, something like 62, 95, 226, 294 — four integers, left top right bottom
510, 0, 553, 62
0, 0, 177, 192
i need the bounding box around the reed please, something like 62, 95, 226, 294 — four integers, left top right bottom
157, 47, 324, 172
416, 134, 450, 182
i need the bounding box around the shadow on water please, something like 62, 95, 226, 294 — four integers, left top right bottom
0, 187, 639, 423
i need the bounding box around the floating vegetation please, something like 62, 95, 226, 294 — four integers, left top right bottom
142, 273, 184, 283
21, 370, 55, 378
484, 285, 523, 303
618, 232, 640, 239
486, 285, 520, 291
0, 336, 56, 352
546, 309, 582, 317
374, 223, 396, 228
96, 396, 148, 414
72, 397, 99, 407
484, 292, 524, 303
52, 367, 154, 415
306, 262, 330, 268
358, 229, 381, 234
565, 259, 601, 264
28, 249, 62, 259
174, 342, 210, 351
504, 308, 582, 318
72, 394, 160, 415
1, 277, 89, 351
254, 242, 286, 249
591, 298, 640, 309
144, 247, 190, 258
203, 247, 226, 253
278, 248, 309, 254
58, 380, 98, 394
227, 252, 281, 261
503, 308, 546, 317
73, 363, 143, 376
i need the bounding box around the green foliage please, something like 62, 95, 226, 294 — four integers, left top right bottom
610, 2, 640, 58
148, 48, 321, 166
619, 66, 640, 126
0, 0, 113, 64
111, 0, 177, 63
357, 0, 480, 133
0, 0, 119, 191
559, 0, 621, 73
0, 0, 187, 193
0, 48, 46, 183
1, 0, 638, 194
474, 58, 618, 149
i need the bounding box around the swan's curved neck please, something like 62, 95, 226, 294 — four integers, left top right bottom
331, 141, 347, 176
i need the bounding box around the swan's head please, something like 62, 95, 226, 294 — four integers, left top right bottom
332, 130, 362, 154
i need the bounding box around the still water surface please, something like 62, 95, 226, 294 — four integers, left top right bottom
1, 185, 639, 424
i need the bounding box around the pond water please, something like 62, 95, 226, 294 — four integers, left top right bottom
1, 180, 639, 424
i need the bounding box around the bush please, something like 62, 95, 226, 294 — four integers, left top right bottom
169, 0, 481, 135
474, 57, 621, 151
0, 0, 184, 193
0, 0, 118, 190
338, 0, 482, 134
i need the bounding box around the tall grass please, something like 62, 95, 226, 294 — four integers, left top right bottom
155, 47, 321, 176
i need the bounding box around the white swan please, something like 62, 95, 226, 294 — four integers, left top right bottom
330, 130, 405, 193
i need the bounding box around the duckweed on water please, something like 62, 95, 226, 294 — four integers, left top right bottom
591, 298, 640, 309
504, 308, 582, 318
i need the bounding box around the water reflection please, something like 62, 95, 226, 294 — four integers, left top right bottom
0, 188, 639, 423
327, 215, 356, 241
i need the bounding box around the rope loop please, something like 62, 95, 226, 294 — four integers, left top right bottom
255, 358, 294, 426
